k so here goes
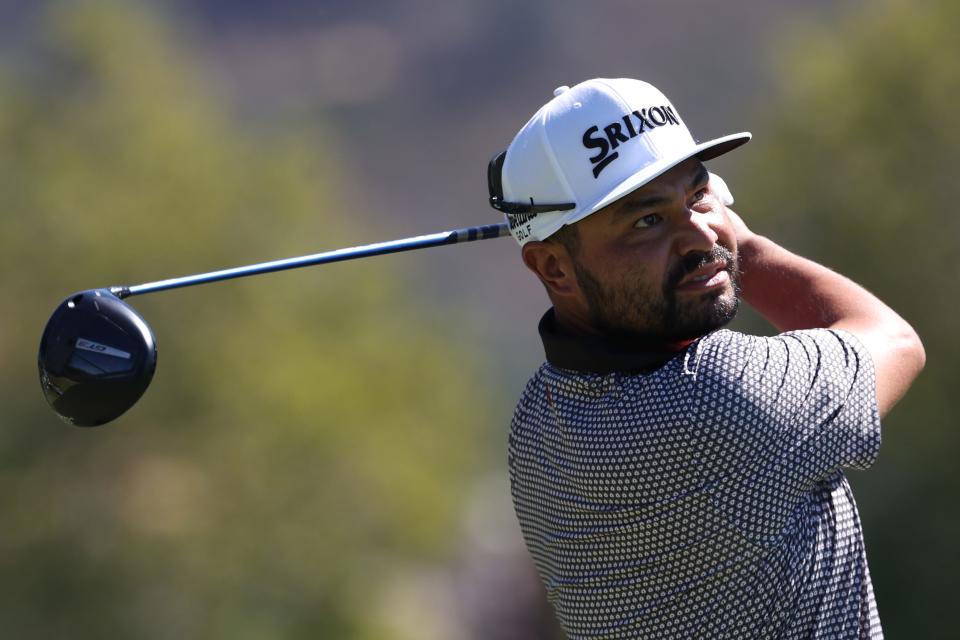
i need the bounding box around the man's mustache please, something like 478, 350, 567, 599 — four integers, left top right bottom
665, 245, 736, 289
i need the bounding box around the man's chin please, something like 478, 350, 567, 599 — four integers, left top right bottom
669, 289, 740, 340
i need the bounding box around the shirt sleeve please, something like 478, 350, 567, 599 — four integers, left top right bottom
688, 329, 881, 540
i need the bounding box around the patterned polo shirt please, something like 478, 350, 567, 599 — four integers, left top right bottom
508, 310, 883, 639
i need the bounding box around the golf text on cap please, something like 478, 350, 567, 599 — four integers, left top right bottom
582, 105, 681, 178
507, 212, 537, 233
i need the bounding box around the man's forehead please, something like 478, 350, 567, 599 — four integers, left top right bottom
592, 159, 708, 218
633, 160, 707, 198
561, 159, 710, 239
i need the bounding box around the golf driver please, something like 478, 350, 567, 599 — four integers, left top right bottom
38, 222, 510, 427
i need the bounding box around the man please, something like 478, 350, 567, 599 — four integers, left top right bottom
489, 78, 924, 638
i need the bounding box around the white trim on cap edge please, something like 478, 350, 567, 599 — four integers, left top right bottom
561, 131, 752, 229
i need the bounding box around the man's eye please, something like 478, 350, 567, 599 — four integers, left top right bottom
690, 189, 712, 210
634, 213, 662, 229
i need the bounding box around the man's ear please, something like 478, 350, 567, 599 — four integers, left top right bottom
521, 240, 580, 298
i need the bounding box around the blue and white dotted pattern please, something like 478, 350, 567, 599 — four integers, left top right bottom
508, 329, 882, 638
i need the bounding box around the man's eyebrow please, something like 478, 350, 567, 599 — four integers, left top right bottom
690, 164, 710, 191
616, 193, 670, 214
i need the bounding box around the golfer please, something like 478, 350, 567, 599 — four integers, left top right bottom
491, 78, 924, 638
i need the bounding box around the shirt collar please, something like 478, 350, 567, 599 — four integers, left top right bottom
538, 308, 687, 375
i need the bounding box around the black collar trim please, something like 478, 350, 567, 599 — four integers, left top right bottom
538, 308, 684, 375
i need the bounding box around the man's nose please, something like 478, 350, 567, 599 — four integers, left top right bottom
674, 211, 719, 256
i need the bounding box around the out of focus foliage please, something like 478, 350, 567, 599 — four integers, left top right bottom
732, 0, 958, 636
0, 3, 490, 638
2, 0, 956, 638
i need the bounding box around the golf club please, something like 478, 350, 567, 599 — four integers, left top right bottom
38, 222, 511, 427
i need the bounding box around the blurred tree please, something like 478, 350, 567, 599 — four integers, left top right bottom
731, 0, 958, 637
0, 2, 493, 638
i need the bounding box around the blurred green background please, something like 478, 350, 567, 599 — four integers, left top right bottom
0, 0, 954, 638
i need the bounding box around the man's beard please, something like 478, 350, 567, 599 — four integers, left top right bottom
573, 245, 741, 342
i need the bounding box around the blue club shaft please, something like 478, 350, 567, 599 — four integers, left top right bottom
111, 222, 511, 299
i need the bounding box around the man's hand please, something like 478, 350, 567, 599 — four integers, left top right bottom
723, 207, 757, 253
708, 173, 757, 251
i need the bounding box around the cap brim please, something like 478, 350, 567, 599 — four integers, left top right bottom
567, 132, 751, 225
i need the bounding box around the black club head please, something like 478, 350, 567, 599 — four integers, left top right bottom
38, 289, 157, 427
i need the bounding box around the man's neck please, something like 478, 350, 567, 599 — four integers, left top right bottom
553, 308, 696, 354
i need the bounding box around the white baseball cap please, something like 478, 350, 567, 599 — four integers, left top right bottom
488, 78, 751, 245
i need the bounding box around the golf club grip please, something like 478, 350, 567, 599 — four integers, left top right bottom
112, 222, 511, 298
